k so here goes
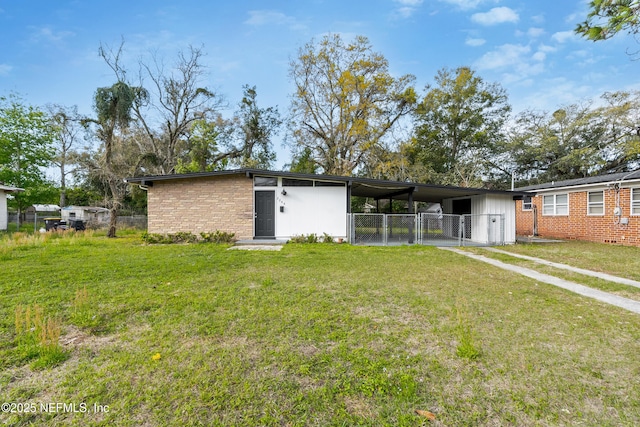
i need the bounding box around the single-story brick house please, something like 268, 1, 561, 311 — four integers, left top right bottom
515, 170, 640, 246
126, 169, 528, 245
0, 184, 23, 230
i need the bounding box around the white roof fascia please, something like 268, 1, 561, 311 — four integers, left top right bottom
528, 178, 640, 194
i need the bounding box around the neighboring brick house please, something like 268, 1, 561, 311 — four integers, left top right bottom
126, 169, 526, 244
515, 170, 640, 246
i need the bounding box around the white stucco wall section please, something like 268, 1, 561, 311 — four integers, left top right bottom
0, 191, 7, 230
275, 185, 347, 239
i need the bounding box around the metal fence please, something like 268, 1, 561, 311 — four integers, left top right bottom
348, 213, 504, 246
4, 214, 148, 232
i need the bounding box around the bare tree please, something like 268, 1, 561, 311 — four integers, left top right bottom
133, 46, 226, 174
48, 104, 84, 207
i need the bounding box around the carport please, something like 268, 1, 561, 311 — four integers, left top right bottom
344, 176, 530, 246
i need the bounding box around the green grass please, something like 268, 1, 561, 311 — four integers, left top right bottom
461, 246, 640, 302
1, 233, 640, 426
497, 240, 640, 281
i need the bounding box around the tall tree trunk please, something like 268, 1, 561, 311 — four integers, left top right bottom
106, 178, 120, 238
107, 206, 118, 238
59, 160, 66, 208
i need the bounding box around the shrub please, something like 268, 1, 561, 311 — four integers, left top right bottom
169, 232, 198, 244
142, 230, 235, 244
200, 231, 236, 243
141, 232, 171, 244
288, 233, 319, 243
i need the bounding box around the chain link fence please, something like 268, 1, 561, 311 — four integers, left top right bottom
349, 213, 504, 246
3, 213, 147, 232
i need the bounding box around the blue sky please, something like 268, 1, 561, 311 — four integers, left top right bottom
1, 0, 639, 168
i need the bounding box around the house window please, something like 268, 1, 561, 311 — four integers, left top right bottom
587, 191, 604, 215
69, 212, 76, 218
632, 188, 640, 216
254, 176, 278, 187
522, 196, 532, 211
542, 194, 569, 216
282, 178, 313, 187
314, 181, 345, 187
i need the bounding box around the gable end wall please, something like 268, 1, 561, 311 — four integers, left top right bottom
147, 174, 253, 239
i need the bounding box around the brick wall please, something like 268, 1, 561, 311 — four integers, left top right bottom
515, 187, 640, 246
147, 174, 254, 239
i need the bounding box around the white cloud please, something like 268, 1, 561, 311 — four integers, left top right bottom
394, 0, 423, 5
527, 27, 545, 38
0, 64, 12, 76
466, 37, 486, 46
552, 31, 577, 43
438, 0, 485, 10
474, 43, 547, 82
516, 78, 593, 111
29, 26, 75, 45
532, 51, 546, 62
244, 10, 307, 31
531, 14, 545, 25
475, 44, 530, 70
471, 7, 519, 25
394, 7, 417, 18
538, 44, 557, 53
392, 0, 424, 18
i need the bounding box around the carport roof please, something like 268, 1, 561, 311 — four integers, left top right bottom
126, 168, 529, 203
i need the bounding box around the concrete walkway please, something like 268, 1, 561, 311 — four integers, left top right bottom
481, 247, 640, 289
439, 247, 640, 315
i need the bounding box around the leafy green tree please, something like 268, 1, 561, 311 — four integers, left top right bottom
0, 94, 56, 223
175, 86, 281, 173
175, 118, 226, 173
288, 147, 319, 174
507, 91, 640, 186
87, 79, 147, 237
231, 85, 281, 169
407, 67, 511, 187
64, 185, 103, 207
576, 0, 640, 41
288, 34, 416, 176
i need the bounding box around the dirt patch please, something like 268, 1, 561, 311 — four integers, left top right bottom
344, 395, 377, 419
60, 325, 118, 351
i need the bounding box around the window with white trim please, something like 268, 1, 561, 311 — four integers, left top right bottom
542, 194, 568, 216
632, 188, 640, 215
522, 195, 532, 211
587, 191, 604, 215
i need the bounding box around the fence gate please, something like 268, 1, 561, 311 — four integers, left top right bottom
420, 213, 464, 246
349, 214, 417, 245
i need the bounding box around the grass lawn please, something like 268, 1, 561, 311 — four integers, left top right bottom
496, 241, 640, 282
1, 232, 639, 426
461, 244, 640, 303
